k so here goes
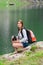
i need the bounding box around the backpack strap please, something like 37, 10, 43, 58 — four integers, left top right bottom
21, 28, 28, 38
21, 29, 24, 38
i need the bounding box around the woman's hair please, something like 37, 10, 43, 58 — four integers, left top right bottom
17, 20, 23, 26
17, 20, 24, 31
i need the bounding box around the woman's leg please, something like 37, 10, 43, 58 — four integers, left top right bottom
12, 42, 31, 53
12, 42, 23, 49
12, 42, 23, 53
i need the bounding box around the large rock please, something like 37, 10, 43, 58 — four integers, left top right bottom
36, 41, 43, 48
1, 41, 43, 61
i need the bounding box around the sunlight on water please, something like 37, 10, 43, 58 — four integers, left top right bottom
3, 9, 9, 39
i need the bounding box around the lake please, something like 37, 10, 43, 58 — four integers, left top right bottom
0, 5, 43, 55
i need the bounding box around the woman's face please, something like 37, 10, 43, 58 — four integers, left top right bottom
17, 21, 23, 29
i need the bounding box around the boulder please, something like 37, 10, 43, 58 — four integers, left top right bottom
36, 41, 43, 48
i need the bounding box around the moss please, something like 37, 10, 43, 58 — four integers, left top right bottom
30, 45, 37, 52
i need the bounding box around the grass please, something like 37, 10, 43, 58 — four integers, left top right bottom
13, 0, 30, 9
13, 50, 43, 65
0, 0, 43, 9
0, 0, 30, 9
0, 0, 6, 8
30, 45, 37, 52
0, 48, 43, 65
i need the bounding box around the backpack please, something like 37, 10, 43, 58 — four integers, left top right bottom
21, 29, 36, 43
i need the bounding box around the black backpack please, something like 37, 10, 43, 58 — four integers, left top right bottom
21, 29, 36, 43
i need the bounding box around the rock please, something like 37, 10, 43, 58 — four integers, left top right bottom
36, 41, 43, 48
2, 46, 31, 61
1, 41, 43, 61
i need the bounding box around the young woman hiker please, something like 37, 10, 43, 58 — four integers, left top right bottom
11, 20, 33, 53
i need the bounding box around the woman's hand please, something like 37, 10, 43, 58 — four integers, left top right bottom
14, 40, 20, 43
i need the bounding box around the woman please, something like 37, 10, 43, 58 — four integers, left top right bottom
11, 20, 29, 52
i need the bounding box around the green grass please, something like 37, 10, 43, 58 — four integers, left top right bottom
13, 0, 30, 9
12, 51, 43, 65
30, 45, 37, 52
0, 0, 6, 8
0, 0, 30, 9
0, 50, 43, 65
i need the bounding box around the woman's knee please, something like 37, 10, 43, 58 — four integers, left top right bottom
12, 43, 18, 48
12, 43, 15, 47
12, 43, 23, 48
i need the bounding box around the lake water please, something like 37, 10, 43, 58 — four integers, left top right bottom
0, 6, 43, 55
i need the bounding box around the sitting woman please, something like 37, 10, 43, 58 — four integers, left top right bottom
11, 20, 29, 52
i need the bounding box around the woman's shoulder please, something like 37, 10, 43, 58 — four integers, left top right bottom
22, 28, 26, 32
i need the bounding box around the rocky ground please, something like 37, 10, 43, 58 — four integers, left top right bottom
0, 41, 43, 61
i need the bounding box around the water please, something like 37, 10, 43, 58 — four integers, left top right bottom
0, 6, 43, 55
